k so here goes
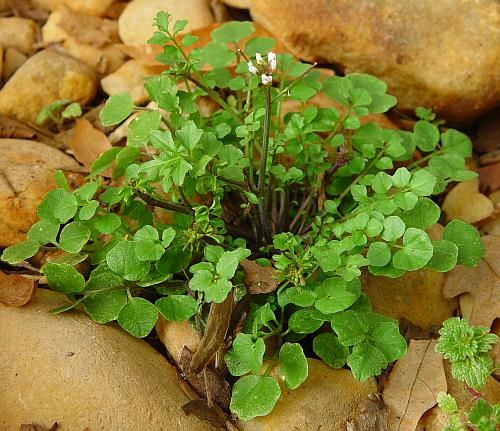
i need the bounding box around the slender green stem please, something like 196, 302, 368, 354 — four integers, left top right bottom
271, 62, 317, 103
138, 193, 194, 215
338, 147, 386, 201
257, 85, 272, 242
182, 74, 242, 124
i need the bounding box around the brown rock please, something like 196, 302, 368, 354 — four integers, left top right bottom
101, 59, 155, 104
118, 0, 214, 46
156, 317, 201, 364
0, 139, 79, 247
1, 48, 28, 82
0, 49, 97, 124
42, 9, 125, 75
221, 0, 249, 8
249, 0, 500, 123
32, 0, 116, 17
0, 17, 37, 54
361, 269, 458, 330
0, 288, 212, 430
240, 359, 377, 431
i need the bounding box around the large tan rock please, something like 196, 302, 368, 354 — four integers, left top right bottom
0, 49, 97, 123
240, 359, 377, 431
32, 0, 116, 17
156, 317, 201, 364
361, 269, 458, 330
0, 288, 213, 430
42, 9, 125, 75
250, 0, 500, 123
118, 0, 214, 46
0, 17, 37, 54
0, 139, 79, 247
101, 59, 154, 104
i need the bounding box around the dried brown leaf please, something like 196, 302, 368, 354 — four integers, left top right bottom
478, 161, 500, 194
347, 394, 389, 431
442, 178, 494, 223
180, 347, 231, 410
443, 235, 500, 328
0, 270, 37, 306
190, 293, 233, 374
182, 399, 227, 430
383, 339, 446, 431
241, 259, 279, 294
69, 118, 112, 170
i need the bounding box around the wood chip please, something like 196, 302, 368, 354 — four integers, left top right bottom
0, 270, 37, 306
241, 259, 279, 294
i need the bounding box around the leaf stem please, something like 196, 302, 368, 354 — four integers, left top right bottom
138, 193, 194, 215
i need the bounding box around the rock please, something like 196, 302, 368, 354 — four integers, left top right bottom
42, 9, 126, 75
101, 59, 157, 104
0, 0, 9, 12
32, 0, 116, 17
0, 49, 97, 124
221, 0, 249, 8
240, 359, 377, 431
0, 139, 80, 247
361, 269, 458, 330
0, 288, 213, 430
0, 17, 37, 54
118, 0, 214, 46
249, 0, 500, 123
156, 317, 201, 364
1, 48, 28, 82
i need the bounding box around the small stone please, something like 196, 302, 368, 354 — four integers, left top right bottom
1, 48, 28, 82
42, 10, 125, 75
239, 359, 377, 431
118, 0, 214, 46
101, 59, 154, 104
156, 317, 201, 364
0, 139, 80, 247
0, 17, 37, 54
0, 49, 97, 124
361, 269, 458, 330
250, 0, 500, 123
32, 0, 116, 17
0, 289, 211, 430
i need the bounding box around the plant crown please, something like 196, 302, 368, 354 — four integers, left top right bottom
1, 14, 486, 420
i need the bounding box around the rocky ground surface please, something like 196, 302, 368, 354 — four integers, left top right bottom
0, 0, 499, 430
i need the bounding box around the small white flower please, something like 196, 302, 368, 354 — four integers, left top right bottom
261, 74, 272, 85
255, 52, 263, 63
247, 61, 257, 75
268, 52, 277, 71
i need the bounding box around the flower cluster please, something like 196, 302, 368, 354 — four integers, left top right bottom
248, 52, 277, 85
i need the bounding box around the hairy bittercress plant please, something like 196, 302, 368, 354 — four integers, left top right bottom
1, 13, 486, 421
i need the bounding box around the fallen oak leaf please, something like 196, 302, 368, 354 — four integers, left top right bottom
0, 270, 37, 306
69, 118, 112, 171
180, 347, 231, 410
383, 339, 446, 431
443, 235, 500, 328
441, 178, 494, 224
190, 293, 233, 374
241, 259, 279, 294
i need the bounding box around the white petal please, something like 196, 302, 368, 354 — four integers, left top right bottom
247, 61, 257, 74
261, 74, 272, 85
255, 53, 263, 63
